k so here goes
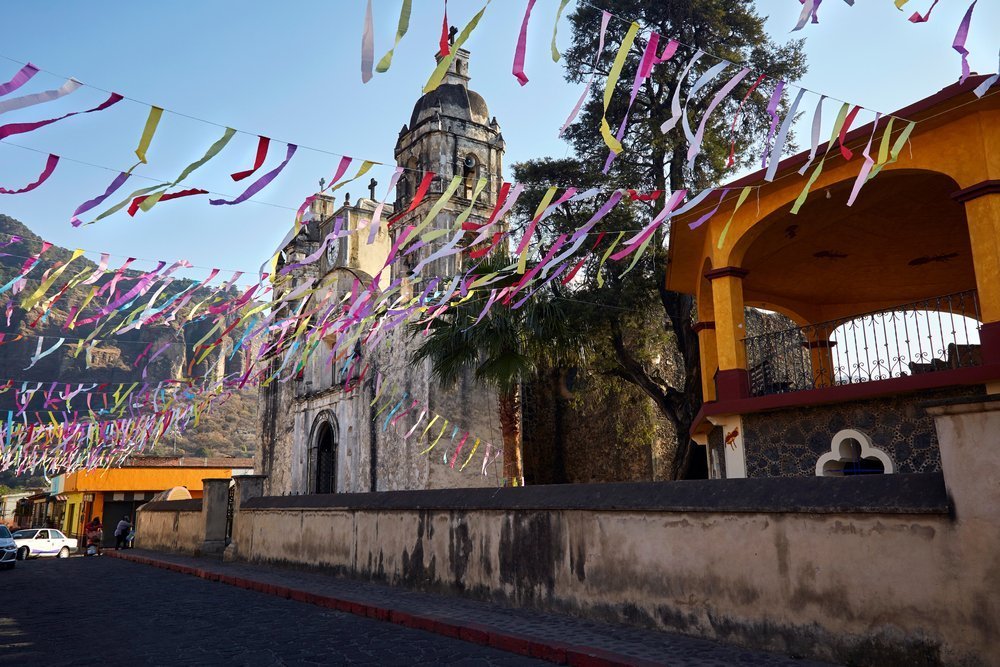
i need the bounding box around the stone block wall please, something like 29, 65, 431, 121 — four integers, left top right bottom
741, 385, 984, 477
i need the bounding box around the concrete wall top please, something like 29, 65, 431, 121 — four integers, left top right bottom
140, 499, 203, 513
242, 473, 950, 515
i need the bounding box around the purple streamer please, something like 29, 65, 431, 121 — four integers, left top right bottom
761, 81, 786, 168
0, 63, 40, 98
688, 189, 729, 230
71, 171, 130, 227
953, 1, 977, 84
210, 143, 297, 206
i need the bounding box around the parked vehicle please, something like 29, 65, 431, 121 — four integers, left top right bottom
0, 526, 16, 569
11, 528, 78, 559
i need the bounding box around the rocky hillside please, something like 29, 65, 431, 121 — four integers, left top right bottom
0, 214, 259, 488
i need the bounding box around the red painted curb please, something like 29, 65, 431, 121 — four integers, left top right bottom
110, 552, 660, 667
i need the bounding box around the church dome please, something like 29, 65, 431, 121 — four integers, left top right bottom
409, 83, 491, 128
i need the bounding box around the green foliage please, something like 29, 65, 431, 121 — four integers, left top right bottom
411, 251, 583, 394
562, 0, 807, 192
505, 1, 806, 478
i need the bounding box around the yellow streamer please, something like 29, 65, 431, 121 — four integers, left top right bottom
410, 175, 463, 239
21, 248, 84, 311
717, 186, 753, 250
420, 419, 450, 454
140, 127, 237, 212
599, 21, 640, 155
596, 231, 625, 287
551, 0, 573, 61
376, 0, 412, 73
790, 102, 850, 215
460, 438, 482, 470
135, 107, 163, 164
868, 120, 915, 180
518, 186, 558, 274
453, 177, 489, 229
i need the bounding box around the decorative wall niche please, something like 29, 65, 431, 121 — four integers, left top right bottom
816, 428, 895, 477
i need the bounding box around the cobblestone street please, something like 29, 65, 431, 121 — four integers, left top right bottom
1, 556, 543, 666
2, 550, 835, 666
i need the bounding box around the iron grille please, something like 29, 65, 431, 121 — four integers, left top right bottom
743, 290, 982, 397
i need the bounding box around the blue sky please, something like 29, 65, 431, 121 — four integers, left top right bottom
0, 1, 995, 282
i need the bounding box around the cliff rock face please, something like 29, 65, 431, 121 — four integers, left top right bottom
0, 214, 258, 465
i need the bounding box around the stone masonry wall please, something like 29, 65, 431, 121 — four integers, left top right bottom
741, 385, 985, 477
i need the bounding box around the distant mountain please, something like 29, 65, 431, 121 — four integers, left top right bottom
0, 214, 259, 488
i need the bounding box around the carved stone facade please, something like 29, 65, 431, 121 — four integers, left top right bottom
257, 49, 503, 495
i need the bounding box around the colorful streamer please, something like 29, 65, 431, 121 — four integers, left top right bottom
0, 62, 40, 98
598, 21, 640, 155
425, 0, 490, 94
231, 136, 271, 181
0, 153, 59, 194
361, 0, 375, 84
512, 0, 537, 86
210, 143, 297, 206
0, 91, 123, 141
376, 0, 412, 73
550, 0, 572, 61
0, 77, 81, 116
559, 11, 611, 137
953, 1, 977, 84
135, 107, 163, 164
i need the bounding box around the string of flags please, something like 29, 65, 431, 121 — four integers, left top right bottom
0, 1, 995, 477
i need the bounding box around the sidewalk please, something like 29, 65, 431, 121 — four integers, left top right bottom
108, 549, 831, 667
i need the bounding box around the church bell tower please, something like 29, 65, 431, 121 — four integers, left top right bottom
391, 47, 505, 280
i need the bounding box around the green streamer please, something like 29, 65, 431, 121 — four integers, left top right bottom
140, 127, 237, 212
376, 0, 412, 73
424, 0, 491, 93
550, 0, 573, 61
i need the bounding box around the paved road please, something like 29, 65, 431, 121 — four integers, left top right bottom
2, 556, 544, 666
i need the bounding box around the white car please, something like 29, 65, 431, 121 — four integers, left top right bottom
11, 528, 78, 560
0, 526, 16, 569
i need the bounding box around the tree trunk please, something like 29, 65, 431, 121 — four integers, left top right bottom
498, 385, 523, 485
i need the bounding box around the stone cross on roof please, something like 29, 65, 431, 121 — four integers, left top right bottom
368, 177, 378, 200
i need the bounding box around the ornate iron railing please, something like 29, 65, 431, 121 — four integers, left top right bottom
743, 291, 982, 397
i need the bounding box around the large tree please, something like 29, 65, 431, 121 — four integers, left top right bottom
512, 2, 806, 478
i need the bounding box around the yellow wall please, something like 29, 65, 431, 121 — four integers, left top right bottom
669, 89, 1000, 387
62, 467, 239, 494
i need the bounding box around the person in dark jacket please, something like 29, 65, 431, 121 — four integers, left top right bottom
114, 517, 131, 550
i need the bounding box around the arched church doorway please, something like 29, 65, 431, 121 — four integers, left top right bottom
310, 413, 338, 494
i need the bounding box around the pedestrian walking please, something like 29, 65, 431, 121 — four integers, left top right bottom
114, 517, 131, 550
85, 517, 103, 556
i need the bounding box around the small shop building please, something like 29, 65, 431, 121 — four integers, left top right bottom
50, 455, 253, 546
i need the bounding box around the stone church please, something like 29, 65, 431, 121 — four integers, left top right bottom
257, 48, 505, 495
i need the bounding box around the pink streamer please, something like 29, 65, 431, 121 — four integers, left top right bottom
0, 153, 59, 194
604, 34, 678, 173
909, 0, 940, 23
512, 0, 537, 86
0, 92, 123, 141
